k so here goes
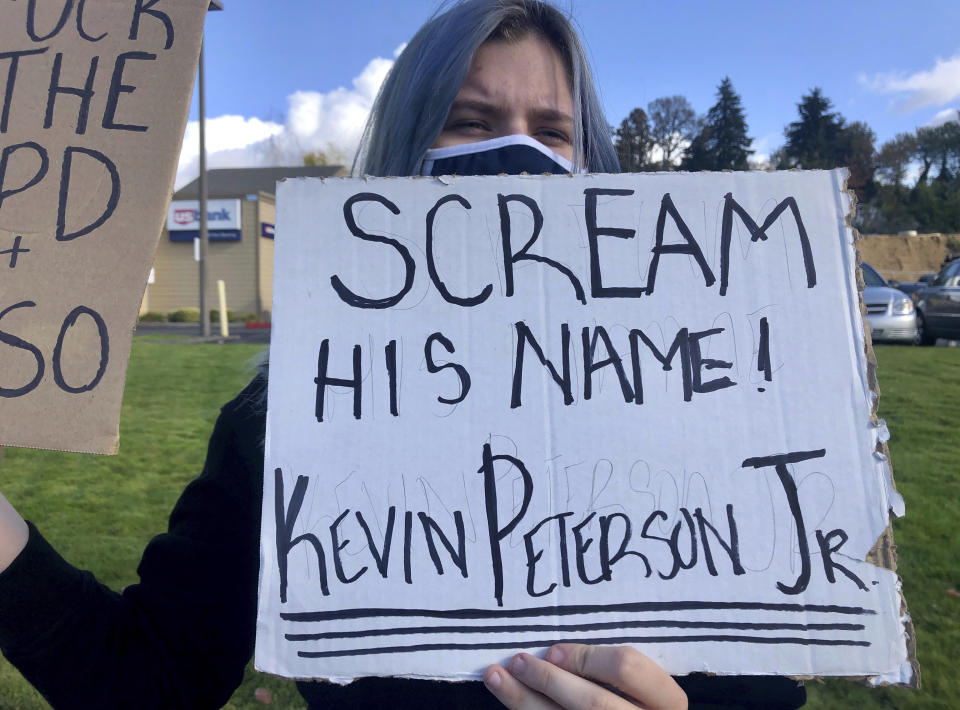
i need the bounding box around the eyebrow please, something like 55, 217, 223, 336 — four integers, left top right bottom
447, 99, 573, 125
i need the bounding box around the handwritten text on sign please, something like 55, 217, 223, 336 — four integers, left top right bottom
257, 171, 908, 683
0, 0, 207, 453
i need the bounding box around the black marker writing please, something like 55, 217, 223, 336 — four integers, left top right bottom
331, 193, 414, 309
424, 332, 470, 405
0, 301, 109, 398
1, 236, 29, 268
646, 193, 716, 296
129, 0, 175, 50
720, 193, 816, 296
102, 51, 156, 132
0, 301, 44, 398
52, 305, 109, 394
426, 194, 491, 306
45, 52, 98, 135
0, 49, 49, 133
498, 193, 586, 305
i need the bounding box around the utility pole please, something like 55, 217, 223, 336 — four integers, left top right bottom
198, 1, 223, 338
198, 39, 210, 337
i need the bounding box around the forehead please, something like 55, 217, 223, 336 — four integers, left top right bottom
457, 36, 573, 109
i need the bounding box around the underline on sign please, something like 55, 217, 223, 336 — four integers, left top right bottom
280, 600, 877, 623
286, 619, 866, 641
296, 634, 872, 659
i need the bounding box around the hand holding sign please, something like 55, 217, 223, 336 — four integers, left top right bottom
484, 644, 687, 710
0, 0, 208, 454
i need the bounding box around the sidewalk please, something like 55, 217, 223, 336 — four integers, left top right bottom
135, 322, 271, 344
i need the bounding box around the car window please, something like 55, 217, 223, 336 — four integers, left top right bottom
933, 263, 953, 286
861, 263, 887, 287
948, 262, 960, 287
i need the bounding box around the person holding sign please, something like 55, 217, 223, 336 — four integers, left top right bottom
0, 1, 805, 708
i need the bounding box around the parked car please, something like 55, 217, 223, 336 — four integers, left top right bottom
861, 262, 918, 343
888, 273, 937, 299
914, 258, 960, 345
887, 279, 924, 299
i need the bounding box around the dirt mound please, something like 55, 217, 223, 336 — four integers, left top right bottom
857, 233, 959, 282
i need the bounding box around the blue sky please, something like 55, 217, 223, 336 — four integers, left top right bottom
177, 0, 960, 185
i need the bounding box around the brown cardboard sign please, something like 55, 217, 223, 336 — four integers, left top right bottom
0, 0, 208, 454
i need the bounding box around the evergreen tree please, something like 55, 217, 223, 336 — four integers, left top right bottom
783, 88, 847, 168
682, 77, 752, 171
782, 89, 875, 201
614, 108, 653, 172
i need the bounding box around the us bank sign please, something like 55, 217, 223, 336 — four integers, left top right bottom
167, 199, 243, 242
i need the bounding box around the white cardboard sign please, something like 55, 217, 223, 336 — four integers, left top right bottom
257, 170, 911, 684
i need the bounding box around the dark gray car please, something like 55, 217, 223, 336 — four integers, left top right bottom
915, 258, 960, 345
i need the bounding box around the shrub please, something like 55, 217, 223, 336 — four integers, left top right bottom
138, 312, 165, 323
167, 307, 201, 323
209, 309, 238, 323
209, 311, 260, 323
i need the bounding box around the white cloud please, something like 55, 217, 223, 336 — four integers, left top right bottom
747, 134, 777, 169
927, 107, 960, 127
861, 51, 960, 113
175, 52, 397, 188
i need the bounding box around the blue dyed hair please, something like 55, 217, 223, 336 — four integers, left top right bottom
354, 0, 619, 176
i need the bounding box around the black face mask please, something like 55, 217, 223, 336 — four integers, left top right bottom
420, 134, 577, 176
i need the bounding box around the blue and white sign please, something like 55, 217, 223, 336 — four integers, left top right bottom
261, 223, 275, 239
167, 199, 242, 242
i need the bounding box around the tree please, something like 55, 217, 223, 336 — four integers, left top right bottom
912, 121, 960, 186
876, 133, 917, 193
682, 77, 752, 171
782, 89, 875, 201
303, 147, 348, 167
614, 108, 653, 172
783, 88, 847, 168
839, 121, 876, 202
769, 146, 790, 170
681, 121, 713, 171
861, 114, 960, 233
648, 95, 698, 170
937, 120, 960, 182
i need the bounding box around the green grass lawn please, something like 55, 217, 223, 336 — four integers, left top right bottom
0, 341, 956, 708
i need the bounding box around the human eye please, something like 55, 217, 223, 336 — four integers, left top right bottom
444, 116, 490, 136
535, 126, 571, 147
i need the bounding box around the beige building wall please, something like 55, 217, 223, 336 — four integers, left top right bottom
143, 198, 261, 318
140, 167, 348, 320
257, 194, 276, 319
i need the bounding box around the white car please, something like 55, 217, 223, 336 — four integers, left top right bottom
861, 262, 918, 343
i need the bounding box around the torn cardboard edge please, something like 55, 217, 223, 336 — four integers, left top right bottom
840, 169, 919, 690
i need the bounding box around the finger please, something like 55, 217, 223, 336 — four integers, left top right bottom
504, 652, 636, 710
483, 663, 560, 710
546, 644, 687, 710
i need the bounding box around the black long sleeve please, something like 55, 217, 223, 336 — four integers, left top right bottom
0, 378, 266, 709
